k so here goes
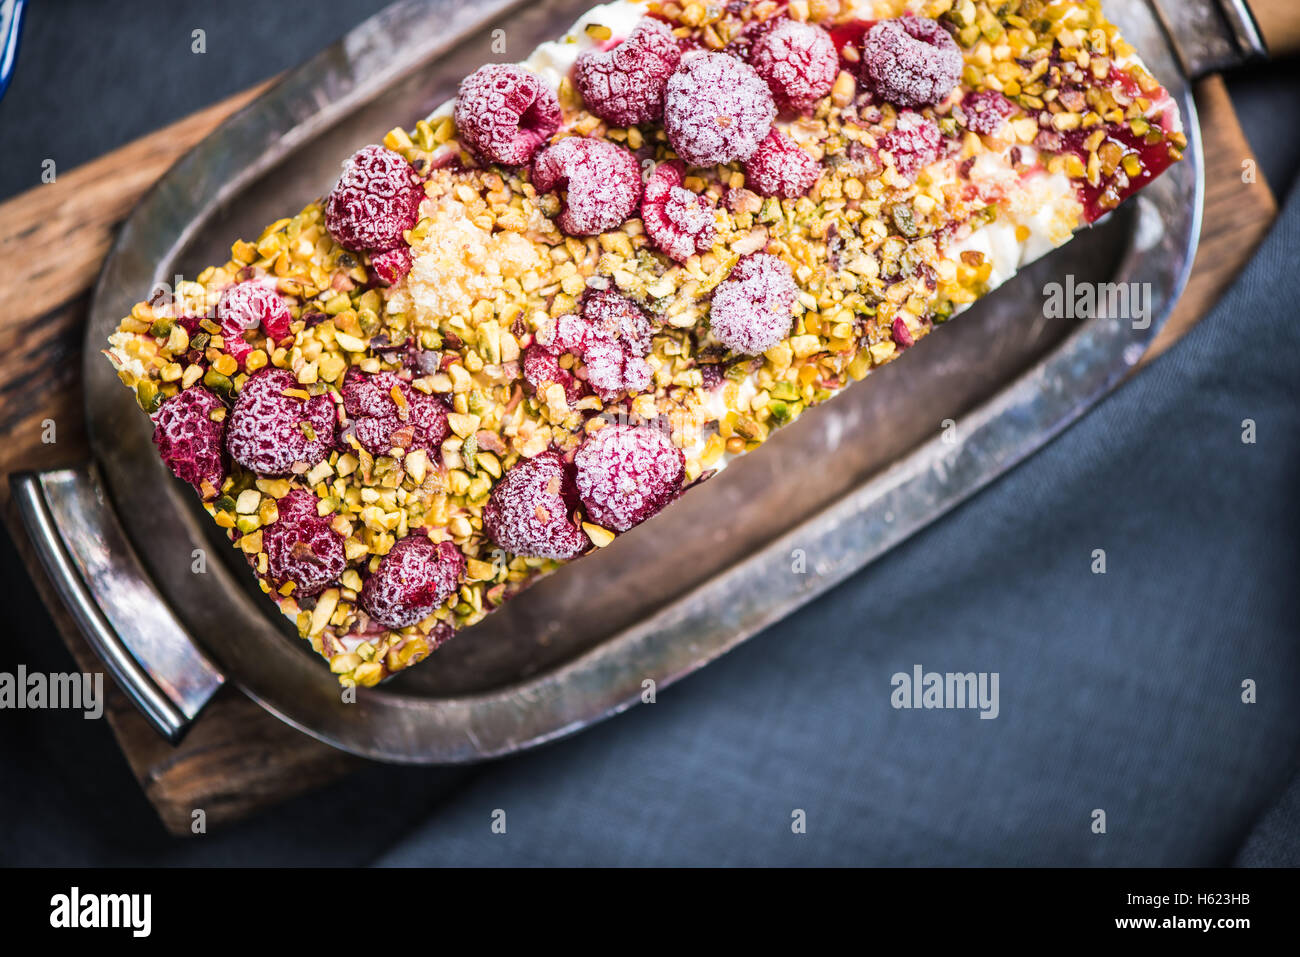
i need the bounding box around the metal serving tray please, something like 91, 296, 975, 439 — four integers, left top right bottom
15, 0, 1203, 760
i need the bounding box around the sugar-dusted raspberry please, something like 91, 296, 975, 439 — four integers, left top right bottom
455, 64, 561, 166
523, 345, 585, 404
881, 110, 942, 180
216, 281, 292, 367
152, 386, 226, 498
370, 245, 412, 285
709, 253, 797, 355
641, 160, 716, 262
483, 451, 586, 560
743, 128, 821, 198
575, 424, 684, 532
861, 17, 963, 108
574, 17, 681, 127
226, 368, 336, 476
324, 145, 422, 253
361, 536, 465, 629
340, 369, 449, 457
961, 89, 1015, 136
581, 288, 652, 354
748, 18, 838, 113
532, 137, 642, 236
262, 489, 346, 597
663, 51, 775, 167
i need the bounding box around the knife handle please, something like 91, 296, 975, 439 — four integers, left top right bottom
1249, 0, 1300, 57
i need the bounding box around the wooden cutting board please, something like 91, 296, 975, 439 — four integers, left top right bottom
0, 74, 1278, 835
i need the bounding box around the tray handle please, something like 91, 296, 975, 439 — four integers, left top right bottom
11, 465, 224, 743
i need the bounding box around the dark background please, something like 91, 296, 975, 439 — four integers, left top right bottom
1, 1, 1299, 866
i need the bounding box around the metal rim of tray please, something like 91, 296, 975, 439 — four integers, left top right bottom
68, 0, 1201, 763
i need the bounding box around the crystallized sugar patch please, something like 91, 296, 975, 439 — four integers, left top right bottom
262, 488, 347, 598
709, 253, 798, 355
861, 17, 963, 109
483, 451, 587, 560
531, 137, 643, 235
324, 145, 422, 252
152, 386, 227, 498
748, 18, 838, 114
641, 160, 716, 262
575, 17, 682, 127
663, 51, 775, 167
225, 368, 336, 475
340, 369, 449, 457
360, 536, 465, 629
454, 64, 562, 166
743, 128, 821, 198
575, 424, 685, 532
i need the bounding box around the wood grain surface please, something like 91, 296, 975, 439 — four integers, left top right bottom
0, 74, 1278, 835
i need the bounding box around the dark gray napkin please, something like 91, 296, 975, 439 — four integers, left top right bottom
373, 180, 1300, 867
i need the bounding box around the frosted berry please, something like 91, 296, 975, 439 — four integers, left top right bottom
216, 281, 293, 367
748, 18, 837, 113
262, 489, 346, 597
523, 346, 585, 404
535, 290, 653, 401
483, 451, 586, 560
575, 424, 684, 532
881, 110, 942, 180
152, 386, 226, 498
532, 137, 642, 236
324, 145, 422, 252
582, 338, 652, 399
340, 370, 449, 457
861, 17, 963, 108
961, 90, 1015, 136
581, 288, 652, 354
641, 160, 716, 262
709, 253, 797, 355
455, 64, 561, 166
743, 128, 821, 198
226, 368, 336, 476
361, 536, 465, 629
370, 245, 412, 285
663, 52, 775, 167
574, 18, 681, 127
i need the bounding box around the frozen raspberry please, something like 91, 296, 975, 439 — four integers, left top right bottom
532, 137, 642, 236
152, 386, 227, 498
880, 110, 942, 180
663, 52, 775, 167
574, 18, 681, 127
324, 145, 422, 252
370, 245, 412, 285
361, 536, 465, 629
216, 281, 293, 367
523, 346, 585, 404
581, 288, 652, 354
582, 338, 653, 399
262, 489, 346, 598
575, 425, 684, 532
483, 451, 586, 560
748, 18, 838, 114
709, 253, 797, 355
961, 89, 1015, 136
641, 160, 716, 262
226, 369, 336, 476
340, 370, 449, 457
861, 17, 963, 108
743, 128, 821, 198
455, 64, 561, 166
